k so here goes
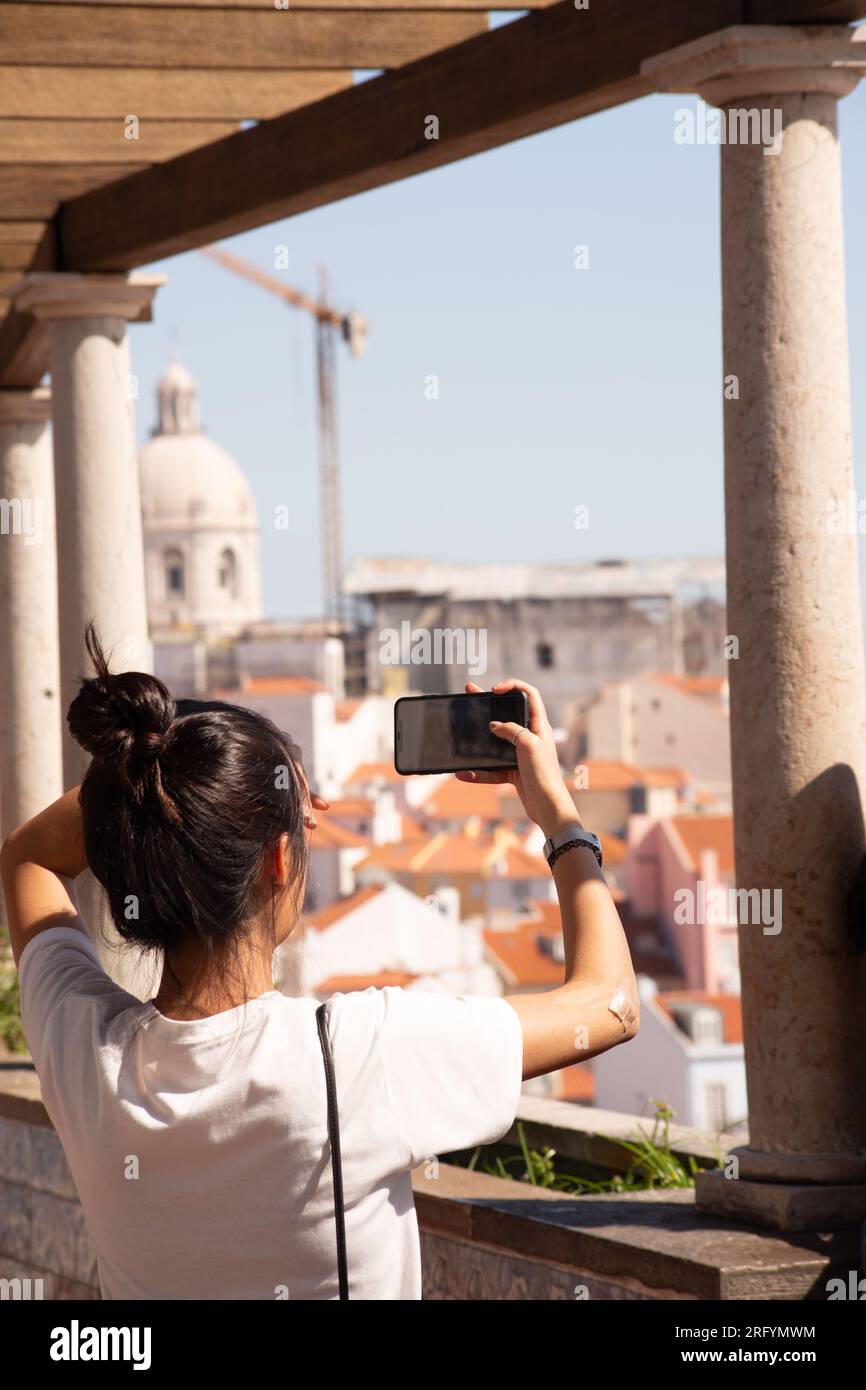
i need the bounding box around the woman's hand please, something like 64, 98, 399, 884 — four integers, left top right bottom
456, 679, 580, 838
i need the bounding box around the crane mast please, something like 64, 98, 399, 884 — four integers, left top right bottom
201, 245, 366, 629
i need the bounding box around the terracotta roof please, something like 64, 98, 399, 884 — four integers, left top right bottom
419, 776, 522, 822
304, 884, 384, 932
578, 759, 689, 792
311, 817, 371, 850
346, 761, 403, 784
669, 814, 734, 874
325, 798, 374, 820
577, 760, 639, 791
317, 971, 417, 994
558, 1064, 596, 1104
653, 674, 728, 701
483, 919, 563, 987
243, 675, 324, 695
600, 834, 626, 865
355, 830, 548, 881
354, 841, 431, 874
656, 991, 743, 1045
640, 765, 691, 788
400, 815, 428, 842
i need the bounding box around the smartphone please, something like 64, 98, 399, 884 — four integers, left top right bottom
394, 690, 531, 775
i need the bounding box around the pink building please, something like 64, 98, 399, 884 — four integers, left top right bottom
625, 814, 740, 995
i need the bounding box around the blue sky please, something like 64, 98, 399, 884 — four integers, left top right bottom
130, 59, 866, 625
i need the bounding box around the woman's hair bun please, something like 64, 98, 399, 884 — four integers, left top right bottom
67, 622, 177, 784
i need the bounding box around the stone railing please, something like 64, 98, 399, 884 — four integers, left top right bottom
0, 1068, 860, 1300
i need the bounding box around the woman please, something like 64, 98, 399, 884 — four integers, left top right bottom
1, 625, 639, 1300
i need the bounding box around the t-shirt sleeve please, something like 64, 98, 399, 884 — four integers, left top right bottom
378, 987, 524, 1168
17, 925, 117, 1078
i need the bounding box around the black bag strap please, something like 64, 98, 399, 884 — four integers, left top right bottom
316, 1001, 349, 1300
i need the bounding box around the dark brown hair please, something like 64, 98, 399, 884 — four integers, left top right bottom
67, 622, 309, 999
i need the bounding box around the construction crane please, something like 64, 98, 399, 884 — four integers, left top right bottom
201, 244, 368, 630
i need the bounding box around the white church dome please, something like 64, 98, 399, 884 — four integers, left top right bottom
140, 432, 257, 527
139, 356, 264, 635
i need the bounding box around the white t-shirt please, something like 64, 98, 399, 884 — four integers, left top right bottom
18, 926, 523, 1300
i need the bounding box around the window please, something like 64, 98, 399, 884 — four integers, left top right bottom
217, 547, 238, 597
705, 1082, 729, 1132
164, 548, 185, 598
536, 642, 554, 669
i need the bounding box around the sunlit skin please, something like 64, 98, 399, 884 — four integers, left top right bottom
1, 678, 639, 1074
152, 772, 330, 1019
0, 765, 330, 1022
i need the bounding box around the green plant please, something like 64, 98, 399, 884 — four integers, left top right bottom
465, 1101, 723, 1194
0, 967, 27, 1054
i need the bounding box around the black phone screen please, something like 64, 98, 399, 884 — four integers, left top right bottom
394, 692, 529, 774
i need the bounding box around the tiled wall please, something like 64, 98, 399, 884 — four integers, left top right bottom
0, 1116, 100, 1299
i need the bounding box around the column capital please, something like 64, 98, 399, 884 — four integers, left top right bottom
641, 24, 866, 104
9, 272, 165, 324
0, 386, 51, 425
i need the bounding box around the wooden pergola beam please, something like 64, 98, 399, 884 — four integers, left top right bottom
0, 120, 242, 164
57, 0, 866, 274
23, 0, 550, 7
0, 67, 355, 120
2, 0, 863, 388
0, 4, 487, 69
0, 225, 54, 387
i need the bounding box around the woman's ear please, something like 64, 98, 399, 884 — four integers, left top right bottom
270, 833, 290, 887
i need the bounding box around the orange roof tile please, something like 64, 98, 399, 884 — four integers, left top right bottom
346, 761, 403, 784
640, 765, 690, 788
311, 818, 371, 850
577, 760, 689, 793
656, 991, 742, 1045
576, 760, 638, 791
400, 815, 428, 842
305, 884, 384, 932
669, 814, 734, 874
558, 1064, 596, 1104
325, 798, 374, 820
483, 920, 563, 987
600, 834, 626, 865
419, 776, 522, 822
317, 971, 417, 993
354, 841, 433, 874
243, 675, 324, 695
653, 674, 727, 701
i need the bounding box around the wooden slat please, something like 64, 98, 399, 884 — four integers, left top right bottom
57, 0, 747, 271
0, 224, 54, 388
750, 0, 865, 14
0, 222, 47, 244
23, 0, 546, 7
0, 67, 354, 119
0, 165, 148, 218
0, 120, 241, 163
0, 245, 39, 268
0, 5, 488, 70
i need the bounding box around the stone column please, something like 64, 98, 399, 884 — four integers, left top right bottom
0, 388, 62, 841
9, 274, 164, 1001
642, 27, 866, 1229
10, 274, 164, 787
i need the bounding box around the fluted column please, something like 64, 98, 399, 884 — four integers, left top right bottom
9, 273, 164, 1000
10, 273, 164, 786
643, 26, 866, 1229
0, 388, 62, 841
